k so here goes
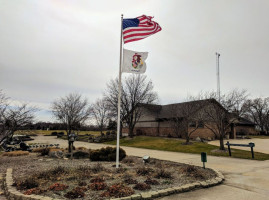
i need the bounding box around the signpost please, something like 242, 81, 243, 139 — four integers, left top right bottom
201, 152, 207, 169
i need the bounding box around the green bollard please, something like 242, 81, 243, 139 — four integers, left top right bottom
201, 152, 207, 169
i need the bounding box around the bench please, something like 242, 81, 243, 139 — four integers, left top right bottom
225, 141, 255, 159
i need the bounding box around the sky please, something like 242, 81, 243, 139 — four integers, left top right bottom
0, 0, 269, 122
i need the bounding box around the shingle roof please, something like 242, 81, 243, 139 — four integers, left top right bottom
234, 117, 256, 126
158, 99, 213, 119
139, 99, 256, 126
140, 99, 218, 119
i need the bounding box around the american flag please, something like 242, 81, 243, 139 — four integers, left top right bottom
122, 15, 162, 44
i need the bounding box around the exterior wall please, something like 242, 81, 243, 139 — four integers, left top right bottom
235, 126, 257, 135
123, 124, 217, 140
123, 105, 257, 139
135, 121, 159, 128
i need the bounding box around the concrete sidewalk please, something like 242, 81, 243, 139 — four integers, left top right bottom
29, 136, 269, 200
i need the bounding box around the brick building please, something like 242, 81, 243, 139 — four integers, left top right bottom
122, 99, 257, 140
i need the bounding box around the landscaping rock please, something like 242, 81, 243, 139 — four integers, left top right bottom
141, 192, 152, 199
131, 194, 141, 200
49, 151, 63, 158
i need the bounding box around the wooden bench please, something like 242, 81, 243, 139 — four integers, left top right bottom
225, 141, 255, 159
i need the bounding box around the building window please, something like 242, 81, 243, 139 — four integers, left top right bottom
197, 121, 204, 128
189, 121, 196, 128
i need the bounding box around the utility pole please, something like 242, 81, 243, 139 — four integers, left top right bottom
216, 52, 220, 102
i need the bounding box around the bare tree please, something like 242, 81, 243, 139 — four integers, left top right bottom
169, 99, 204, 144
105, 75, 158, 138
200, 89, 248, 150
51, 93, 91, 152
92, 98, 110, 134
0, 91, 36, 144
243, 97, 269, 134
264, 111, 269, 134
104, 78, 127, 137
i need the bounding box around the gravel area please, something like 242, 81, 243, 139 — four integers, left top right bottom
0, 153, 217, 199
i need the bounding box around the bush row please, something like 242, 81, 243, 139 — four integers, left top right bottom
90, 147, 126, 161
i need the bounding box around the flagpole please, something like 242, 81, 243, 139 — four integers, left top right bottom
116, 14, 123, 168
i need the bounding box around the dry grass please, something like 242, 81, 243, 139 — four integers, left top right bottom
77, 147, 88, 151
2, 151, 29, 157
32, 148, 63, 153
49, 148, 63, 152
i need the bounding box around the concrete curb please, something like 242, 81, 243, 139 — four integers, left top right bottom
3, 168, 224, 200
3, 168, 61, 200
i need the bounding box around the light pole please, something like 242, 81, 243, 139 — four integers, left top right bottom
216, 52, 220, 102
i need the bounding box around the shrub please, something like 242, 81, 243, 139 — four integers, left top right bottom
180, 165, 205, 179
77, 166, 91, 179
35, 166, 66, 180
133, 183, 151, 191
64, 187, 85, 199
76, 186, 87, 192
50, 166, 67, 176
48, 183, 69, 191
72, 151, 90, 159
144, 177, 160, 185
2, 151, 29, 157
106, 131, 111, 136
90, 176, 105, 183
77, 165, 91, 172
122, 157, 135, 164
57, 132, 64, 136
136, 167, 154, 176
124, 178, 138, 185
89, 147, 126, 161
23, 188, 46, 195
100, 183, 134, 198
154, 168, 172, 179
136, 129, 143, 136
51, 131, 58, 136
41, 148, 50, 156
91, 163, 105, 173
78, 181, 87, 186
15, 178, 39, 190
115, 167, 127, 174
89, 182, 107, 190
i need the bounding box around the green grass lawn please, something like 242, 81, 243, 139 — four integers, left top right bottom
15, 130, 101, 136
250, 135, 269, 139
105, 136, 269, 161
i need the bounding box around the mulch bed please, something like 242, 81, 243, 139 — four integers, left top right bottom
0, 153, 217, 199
